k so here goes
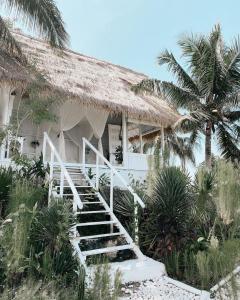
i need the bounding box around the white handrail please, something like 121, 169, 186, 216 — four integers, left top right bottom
43, 132, 83, 210
82, 137, 145, 208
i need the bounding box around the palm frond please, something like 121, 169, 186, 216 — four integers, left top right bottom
131, 79, 162, 95
216, 124, 240, 162
158, 50, 199, 94
167, 135, 196, 165
224, 37, 240, 87
224, 110, 240, 122
4, 0, 69, 48
0, 16, 22, 57
161, 81, 202, 110
221, 91, 240, 107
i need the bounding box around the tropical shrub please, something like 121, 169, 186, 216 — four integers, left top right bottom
164, 238, 240, 290
154, 162, 240, 292
140, 167, 196, 258
13, 154, 49, 187
28, 200, 79, 286
1, 181, 45, 286
86, 264, 121, 300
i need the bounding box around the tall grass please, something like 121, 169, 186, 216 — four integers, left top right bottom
0, 168, 15, 219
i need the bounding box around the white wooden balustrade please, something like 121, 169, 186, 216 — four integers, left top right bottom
42, 132, 146, 269
42, 132, 83, 210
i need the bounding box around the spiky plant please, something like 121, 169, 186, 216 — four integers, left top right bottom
28, 200, 79, 285
193, 167, 217, 232
0, 0, 68, 60
134, 24, 240, 168
140, 167, 195, 258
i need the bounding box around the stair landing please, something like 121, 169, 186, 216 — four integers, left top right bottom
88, 256, 166, 284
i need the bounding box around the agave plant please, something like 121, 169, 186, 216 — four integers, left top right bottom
140, 167, 196, 258
29, 200, 79, 285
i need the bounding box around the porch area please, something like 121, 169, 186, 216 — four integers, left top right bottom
0, 108, 164, 184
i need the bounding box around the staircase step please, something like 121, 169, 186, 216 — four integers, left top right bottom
54, 171, 82, 175
82, 244, 133, 256
83, 201, 103, 205
76, 232, 122, 241
78, 210, 109, 214
76, 221, 115, 226
56, 185, 90, 188
61, 193, 96, 196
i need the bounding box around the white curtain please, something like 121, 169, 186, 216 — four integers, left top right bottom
58, 100, 86, 160
66, 119, 93, 161
86, 108, 109, 156
58, 100, 109, 161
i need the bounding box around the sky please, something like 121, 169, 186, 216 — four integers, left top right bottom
55, 0, 240, 82
4, 0, 240, 170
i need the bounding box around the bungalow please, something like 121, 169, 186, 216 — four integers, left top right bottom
0, 30, 179, 183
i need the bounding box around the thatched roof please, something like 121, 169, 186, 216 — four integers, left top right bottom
0, 48, 30, 85
1, 31, 180, 127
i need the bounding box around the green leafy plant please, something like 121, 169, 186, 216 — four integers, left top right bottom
0, 0, 68, 61
13, 153, 49, 187
115, 146, 123, 164
87, 264, 121, 300
28, 200, 79, 285
140, 167, 196, 258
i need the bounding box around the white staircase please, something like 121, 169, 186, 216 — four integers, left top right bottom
42, 132, 166, 281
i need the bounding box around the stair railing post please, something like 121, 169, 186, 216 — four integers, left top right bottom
96, 154, 99, 190
43, 133, 47, 163
110, 168, 114, 233
82, 138, 86, 173
133, 194, 139, 245
60, 167, 64, 197
48, 149, 54, 206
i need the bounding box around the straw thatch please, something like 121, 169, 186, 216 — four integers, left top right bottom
0, 48, 29, 85
1, 30, 180, 127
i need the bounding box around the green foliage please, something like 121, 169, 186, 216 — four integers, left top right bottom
17, 87, 59, 127
0, 0, 68, 61
87, 168, 110, 187
0, 167, 15, 219
140, 167, 195, 258
0, 166, 120, 299
0, 278, 85, 300
1, 181, 44, 283
28, 200, 79, 285
86, 264, 121, 300
13, 154, 49, 187
147, 160, 240, 291
115, 146, 123, 164
165, 239, 240, 291
7, 180, 44, 213
0, 245, 6, 293
214, 160, 240, 225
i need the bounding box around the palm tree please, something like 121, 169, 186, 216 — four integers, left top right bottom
143, 128, 196, 171
0, 0, 68, 58
161, 127, 196, 170
134, 25, 240, 168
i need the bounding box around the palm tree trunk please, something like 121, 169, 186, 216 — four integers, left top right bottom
205, 121, 212, 169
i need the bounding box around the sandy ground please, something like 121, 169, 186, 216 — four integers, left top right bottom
119, 277, 203, 300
